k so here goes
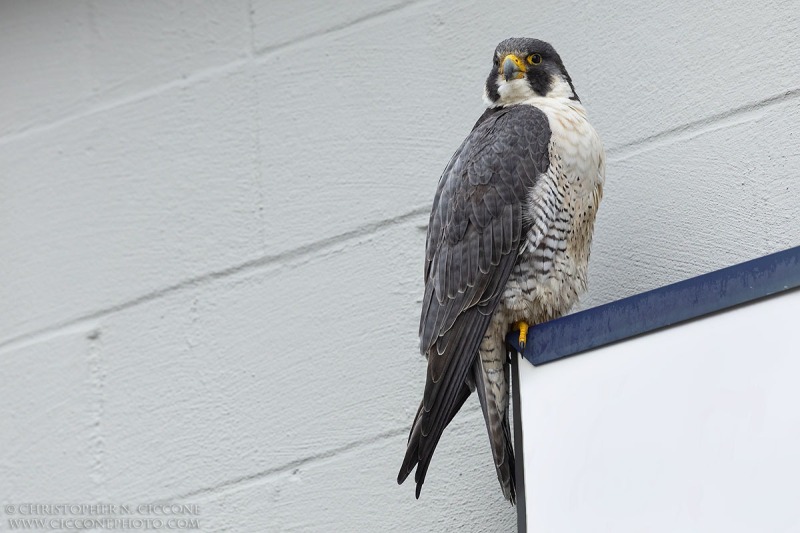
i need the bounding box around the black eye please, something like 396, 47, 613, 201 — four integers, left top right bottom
527, 53, 542, 65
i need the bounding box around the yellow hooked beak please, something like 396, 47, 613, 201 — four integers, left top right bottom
501, 54, 527, 82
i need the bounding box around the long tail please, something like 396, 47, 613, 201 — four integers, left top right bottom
473, 356, 516, 503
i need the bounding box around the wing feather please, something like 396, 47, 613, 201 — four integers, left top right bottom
398, 104, 552, 498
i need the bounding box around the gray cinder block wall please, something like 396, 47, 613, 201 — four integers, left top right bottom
1, 1, 798, 531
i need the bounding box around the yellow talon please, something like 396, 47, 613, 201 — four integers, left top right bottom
514, 321, 529, 347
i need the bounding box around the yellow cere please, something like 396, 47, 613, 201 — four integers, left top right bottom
502, 54, 527, 79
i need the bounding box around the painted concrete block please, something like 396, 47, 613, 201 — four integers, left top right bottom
0, 67, 262, 344
0, 329, 98, 500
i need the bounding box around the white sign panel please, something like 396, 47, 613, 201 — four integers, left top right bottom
517, 289, 800, 532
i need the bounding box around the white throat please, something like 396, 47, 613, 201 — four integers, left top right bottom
484, 75, 577, 108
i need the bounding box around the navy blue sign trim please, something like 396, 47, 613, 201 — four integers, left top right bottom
507, 246, 800, 366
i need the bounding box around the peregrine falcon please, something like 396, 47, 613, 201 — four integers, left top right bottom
397, 38, 605, 502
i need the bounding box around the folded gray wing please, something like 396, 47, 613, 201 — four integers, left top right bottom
398, 104, 552, 495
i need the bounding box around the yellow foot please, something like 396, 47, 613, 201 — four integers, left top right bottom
514, 321, 529, 348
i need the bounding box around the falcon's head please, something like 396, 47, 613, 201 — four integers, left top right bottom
484, 38, 579, 107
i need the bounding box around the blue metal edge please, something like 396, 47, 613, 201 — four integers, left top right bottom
507, 245, 800, 366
